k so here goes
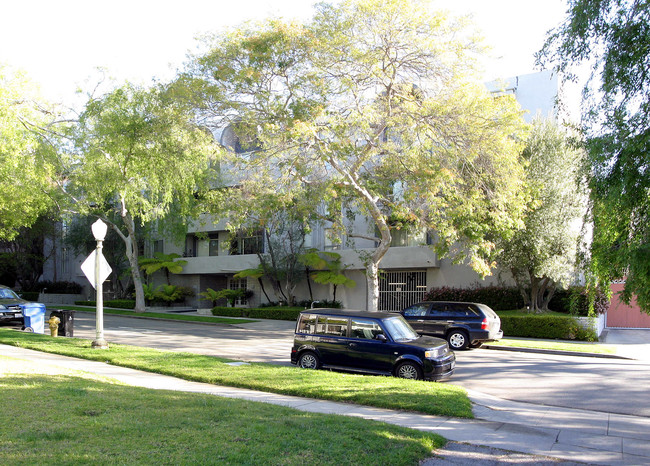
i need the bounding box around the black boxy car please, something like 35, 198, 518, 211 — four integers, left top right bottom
291, 309, 455, 381
395, 301, 503, 350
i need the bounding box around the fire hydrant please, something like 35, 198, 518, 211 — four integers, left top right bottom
48, 316, 60, 337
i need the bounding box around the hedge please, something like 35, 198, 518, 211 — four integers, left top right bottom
424, 285, 609, 315
75, 300, 136, 309
500, 315, 597, 341
212, 306, 302, 321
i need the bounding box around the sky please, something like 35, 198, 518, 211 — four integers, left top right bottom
0, 0, 569, 104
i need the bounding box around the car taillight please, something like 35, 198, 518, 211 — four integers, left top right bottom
481, 318, 489, 330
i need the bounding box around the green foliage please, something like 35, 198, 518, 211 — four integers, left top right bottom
424, 285, 524, 311
75, 300, 136, 309
32, 280, 83, 294
0, 66, 58, 240
183, 0, 529, 310
495, 118, 588, 311
539, 1, 650, 313
139, 252, 188, 284
500, 315, 598, 342
212, 306, 303, 321
203, 288, 252, 307
299, 249, 355, 302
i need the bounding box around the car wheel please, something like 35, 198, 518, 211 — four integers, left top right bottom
447, 330, 469, 350
396, 361, 422, 380
469, 341, 483, 349
297, 351, 320, 370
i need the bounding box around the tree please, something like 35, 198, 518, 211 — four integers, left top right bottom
0, 65, 57, 241
496, 118, 588, 312
139, 252, 188, 285
64, 82, 218, 312
539, 0, 650, 312
183, 0, 528, 311
300, 249, 355, 303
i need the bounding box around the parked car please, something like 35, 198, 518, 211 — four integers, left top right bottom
396, 301, 503, 350
0, 285, 27, 323
291, 308, 455, 381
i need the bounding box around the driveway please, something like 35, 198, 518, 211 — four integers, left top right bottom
601, 328, 650, 361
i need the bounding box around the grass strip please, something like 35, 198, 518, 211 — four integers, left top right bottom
489, 338, 617, 355
0, 356, 445, 465
52, 305, 258, 324
0, 329, 473, 419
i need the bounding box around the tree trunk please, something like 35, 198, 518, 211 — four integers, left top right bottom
113, 203, 146, 313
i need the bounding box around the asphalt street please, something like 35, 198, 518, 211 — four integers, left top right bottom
66, 311, 650, 417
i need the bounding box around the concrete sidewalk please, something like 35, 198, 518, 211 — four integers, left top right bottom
2, 343, 649, 465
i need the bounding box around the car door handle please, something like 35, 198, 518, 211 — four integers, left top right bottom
416, 320, 424, 322
348, 342, 357, 347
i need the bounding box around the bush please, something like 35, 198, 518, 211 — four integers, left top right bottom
20, 291, 39, 301
549, 286, 609, 316
424, 284, 610, 315
297, 299, 343, 309
75, 300, 136, 309
423, 285, 523, 311
212, 306, 302, 321
32, 280, 83, 294
500, 314, 598, 341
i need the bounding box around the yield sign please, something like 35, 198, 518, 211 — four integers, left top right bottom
81, 251, 112, 289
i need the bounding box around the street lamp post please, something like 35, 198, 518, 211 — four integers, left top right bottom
91, 219, 109, 349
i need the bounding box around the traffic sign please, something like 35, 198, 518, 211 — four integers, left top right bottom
81, 251, 112, 289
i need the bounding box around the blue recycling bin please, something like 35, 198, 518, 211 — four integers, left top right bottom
21, 303, 46, 334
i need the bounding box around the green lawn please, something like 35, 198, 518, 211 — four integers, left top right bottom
0, 356, 445, 465
0, 329, 473, 419
488, 338, 617, 355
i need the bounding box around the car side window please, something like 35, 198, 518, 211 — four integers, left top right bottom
350, 318, 383, 340
297, 314, 317, 334
403, 303, 429, 317
316, 316, 348, 337
428, 304, 445, 316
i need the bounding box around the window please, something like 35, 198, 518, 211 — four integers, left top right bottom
297, 314, 317, 334
184, 235, 197, 257
230, 231, 264, 255
403, 303, 429, 317
209, 236, 219, 256
350, 318, 383, 339
316, 316, 348, 337
228, 278, 249, 306
324, 228, 341, 250
153, 240, 164, 255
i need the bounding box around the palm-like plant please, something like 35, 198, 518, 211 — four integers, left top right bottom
139, 252, 188, 285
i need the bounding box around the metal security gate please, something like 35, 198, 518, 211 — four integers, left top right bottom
379, 270, 427, 312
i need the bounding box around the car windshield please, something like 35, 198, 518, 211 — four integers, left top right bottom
383, 316, 419, 341
0, 289, 18, 299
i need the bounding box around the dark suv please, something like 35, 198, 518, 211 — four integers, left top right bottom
291, 309, 455, 381
0, 285, 27, 323
396, 301, 503, 350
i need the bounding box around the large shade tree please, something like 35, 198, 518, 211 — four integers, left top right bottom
182, 0, 528, 310
0, 65, 58, 241
64, 83, 218, 312
539, 0, 650, 312
496, 118, 588, 312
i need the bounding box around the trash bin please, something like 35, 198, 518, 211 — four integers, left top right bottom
21, 303, 46, 334
49, 310, 75, 337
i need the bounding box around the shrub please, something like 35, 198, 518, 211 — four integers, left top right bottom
500, 314, 598, 341
423, 285, 523, 311
75, 300, 136, 309
212, 306, 302, 321
297, 299, 343, 309
20, 291, 40, 301
32, 280, 83, 294
549, 286, 609, 316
